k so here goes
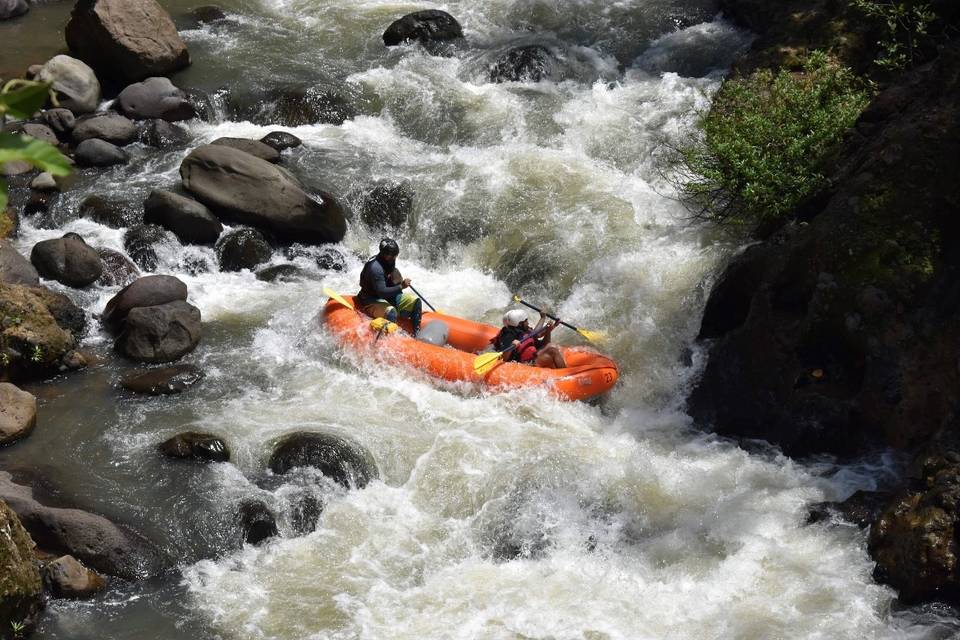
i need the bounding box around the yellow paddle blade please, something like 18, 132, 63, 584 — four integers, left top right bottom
323, 288, 354, 311
473, 351, 504, 376
576, 328, 607, 343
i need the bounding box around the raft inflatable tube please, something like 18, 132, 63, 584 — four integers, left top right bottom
322, 295, 619, 401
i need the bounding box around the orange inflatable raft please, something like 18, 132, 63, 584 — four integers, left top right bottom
322, 295, 619, 401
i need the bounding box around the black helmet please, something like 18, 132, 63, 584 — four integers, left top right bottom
379, 238, 400, 257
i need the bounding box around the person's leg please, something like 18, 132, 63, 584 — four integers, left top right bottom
394, 293, 423, 336
536, 345, 567, 368
359, 300, 396, 322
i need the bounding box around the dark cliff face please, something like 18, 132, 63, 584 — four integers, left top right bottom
688, 16, 960, 457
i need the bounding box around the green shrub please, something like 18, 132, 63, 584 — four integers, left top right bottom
672, 52, 872, 227
852, 0, 938, 70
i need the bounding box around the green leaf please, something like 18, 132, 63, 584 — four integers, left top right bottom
0, 133, 72, 176
0, 82, 52, 120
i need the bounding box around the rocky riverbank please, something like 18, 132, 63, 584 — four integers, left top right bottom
689, 0, 960, 610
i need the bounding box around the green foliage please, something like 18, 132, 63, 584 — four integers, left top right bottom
0, 80, 73, 213
672, 52, 872, 227
852, 0, 937, 70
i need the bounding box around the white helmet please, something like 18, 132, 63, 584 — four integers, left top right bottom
503, 309, 528, 327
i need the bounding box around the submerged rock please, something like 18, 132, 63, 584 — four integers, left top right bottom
158, 431, 228, 462
144, 190, 222, 245
359, 180, 413, 229
42, 555, 107, 599
255, 263, 306, 282
231, 86, 357, 127
268, 431, 377, 489
37, 55, 100, 114
79, 195, 140, 229
65, 0, 190, 84
140, 119, 190, 148
382, 10, 463, 49
114, 300, 202, 363
807, 490, 892, 528
121, 364, 203, 395
123, 223, 171, 272
0, 499, 42, 636
216, 228, 272, 272
96, 248, 140, 287
102, 274, 188, 331
489, 45, 554, 83
237, 500, 277, 545
30, 233, 103, 288
260, 131, 301, 151
0, 383, 37, 447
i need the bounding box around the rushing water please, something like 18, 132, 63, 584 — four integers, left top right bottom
3, 1, 960, 638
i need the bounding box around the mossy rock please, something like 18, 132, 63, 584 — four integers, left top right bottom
0, 283, 76, 378
0, 500, 43, 636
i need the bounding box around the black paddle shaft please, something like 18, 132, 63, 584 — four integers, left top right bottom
515, 298, 578, 333
409, 285, 436, 312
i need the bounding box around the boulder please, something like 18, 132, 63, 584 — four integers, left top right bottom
260, 131, 301, 151
2, 160, 32, 176
215, 228, 272, 272
359, 180, 413, 229
268, 431, 377, 489
158, 432, 228, 462
0, 383, 37, 447
140, 119, 189, 148
230, 86, 357, 127
211, 137, 280, 163
65, 0, 190, 84
382, 10, 463, 49
237, 500, 277, 545
42, 555, 107, 599
489, 45, 554, 83
807, 490, 893, 528
255, 264, 306, 282
41, 109, 77, 139
116, 77, 196, 122
0, 500, 42, 636
0, 209, 16, 240
0, 283, 76, 376
144, 190, 222, 245
96, 248, 140, 287
74, 139, 128, 167
0, 472, 164, 579
180, 144, 346, 244
30, 173, 59, 192
114, 300, 201, 363
19, 123, 59, 146
121, 364, 203, 395
0, 0, 29, 20
72, 113, 137, 146
37, 55, 100, 114
102, 275, 187, 330
0, 240, 39, 285
25, 286, 88, 341
186, 5, 226, 25
30, 234, 104, 288
123, 223, 171, 272
79, 195, 140, 228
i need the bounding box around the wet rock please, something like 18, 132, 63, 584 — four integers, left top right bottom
180, 144, 347, 244
382, 10, 463, 49
0, 500, 42, 636
65, 0, 191, 84
117, 77, 196, 122
0, 383, 37, 447
158, 431, 228, 462
37, 55, 100, 114
30, 234, 103, 288
114, 300, 202, 363
316, 245, 347, 271
26, 286, 88, 341
0, 471, 164, 579
260, 131, 301, 151
42, 555, 107, 599
211, 137, 280, 163
30, 173, 58, 192
74, 139, 128, 167
72, 113, 137, 146
0, 0, 29, 20
268, 431, 377, 489
96, 248, 140, 287
807, 490, 893, 528
232, 86, 357, 127
359, 180, 413, 229
0, 239, 39, 285
255, 264, 306, 282
216, 228, 272, 272
489, 45, 554, 83
237, 500, 277, 545
123, 223, 171, 272
187, 5, 226, 24
144, 190, 222, 245
140, 119, 189, 148
0, 283, 76, 377
19, 123, 59, 146
289, 493, 322, 536
79, 195, 140, 229
102, 274, 187, 331
121, 364, 203, 395
41, 109, 77, 139
2, 160, 33, 176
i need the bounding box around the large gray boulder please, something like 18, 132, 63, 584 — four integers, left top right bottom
180, 144, 346, 244
211, 137, 280, 163
72, 114, 137, 146
382, 10, 463, 48
37, 55, 101, 114
74, 139, 128, 167
144, 190, 222, 245
0, 240, 39, 285
65, 0, 190, 83
102, 274, 187, 330
0, 0, 29, 20
117, 77, 196, 122
0, 383, 37, 446
114, 300, 201, 363
0, 472, 164, 579
269, 431, 378, 489
30, 234, 103, 288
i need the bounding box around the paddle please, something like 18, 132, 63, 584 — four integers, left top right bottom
324, 288, 355, 311
408, 284, 437, 313
473, 324, 553, 376
512, 295, 605, 343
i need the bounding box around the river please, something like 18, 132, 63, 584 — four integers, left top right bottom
2, 0, 959, 638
